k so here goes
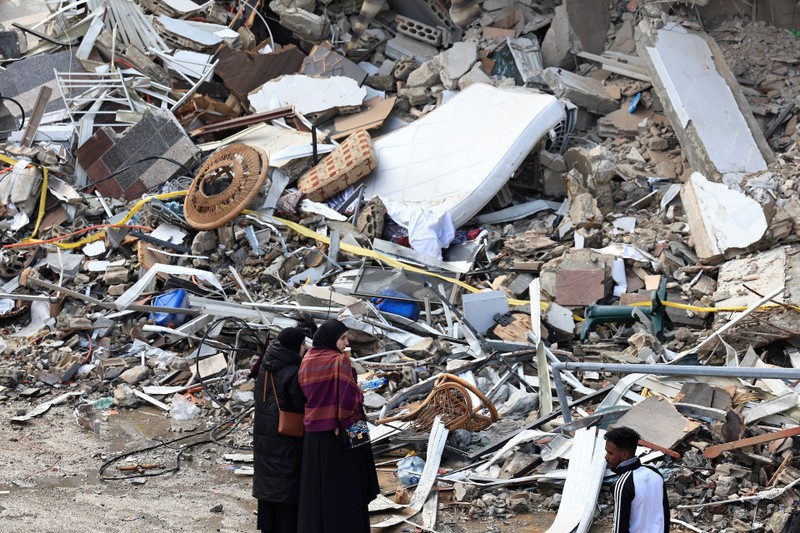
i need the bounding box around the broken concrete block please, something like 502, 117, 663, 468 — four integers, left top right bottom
191, 231, 218, 255
385, 34, 439, 63
402, 86, 431, 106
407, 59, 442, 88
507, 273, 534, 298
393, 59, 419, 81
76, 109, 200, 200
680, 172, 768, 264
403, 337, 449, 360
396, 15, 446, 47
568, 192, 604, 229
119, 365, 152, 385
555, 268, 606, 306
274, 7, 330, 41
608, 17, 636, 55
540, 165, 567, 198
712, 475, 738, 499
458, 63, 493, 90
438, 41, 479, 90
541, 67, 618, 115
113, 383, 139, 407
107, 284, 127, 296
626, 147, 646, 166
103, 266, 131, 285
714, 246, 800, 309
541, 0, 610, 69
654, 160, 677, 180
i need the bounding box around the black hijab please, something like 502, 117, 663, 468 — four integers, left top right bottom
276, 327, 306, 354
312, 319, 348, 351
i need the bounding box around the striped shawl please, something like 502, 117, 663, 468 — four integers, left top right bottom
298, 347, 363, 432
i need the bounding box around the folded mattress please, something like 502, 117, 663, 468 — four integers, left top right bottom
362, 83, 566, 227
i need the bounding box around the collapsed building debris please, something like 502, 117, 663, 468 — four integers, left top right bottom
4, 0, 800, 531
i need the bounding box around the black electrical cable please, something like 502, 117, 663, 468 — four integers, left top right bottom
98, 406, 254, 481
0, 94, 25, 131
78, 156, 195, 192
99, 317, 269, 480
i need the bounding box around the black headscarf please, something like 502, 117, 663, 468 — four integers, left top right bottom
276, 327, 306, 354
312, 319, 348, 351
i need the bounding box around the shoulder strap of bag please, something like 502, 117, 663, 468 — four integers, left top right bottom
266, 371, 282, 410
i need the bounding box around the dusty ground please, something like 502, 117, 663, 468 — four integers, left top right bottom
0, 397, 612, 533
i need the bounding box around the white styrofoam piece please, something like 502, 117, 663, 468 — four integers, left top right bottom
646, 24, 767, 182
362, 83, 565, 227
248, 75, 367, 116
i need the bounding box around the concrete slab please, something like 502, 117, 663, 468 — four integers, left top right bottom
639, 22, 773, 186
541, 67, 618, 115
541, 0, 610, 69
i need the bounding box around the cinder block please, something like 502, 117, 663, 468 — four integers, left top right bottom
396, 15, 445, 47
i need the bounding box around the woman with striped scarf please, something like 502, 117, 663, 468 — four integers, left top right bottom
297, 320, 380, 532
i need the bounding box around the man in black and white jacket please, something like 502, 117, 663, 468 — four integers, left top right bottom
604, 426, 670, 533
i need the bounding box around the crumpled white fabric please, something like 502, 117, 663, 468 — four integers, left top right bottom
381, 199, 455, 260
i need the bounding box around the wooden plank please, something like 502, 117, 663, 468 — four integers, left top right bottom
21, 86, 53, 148
703, 426, 800, 459
576, 51, 651, 82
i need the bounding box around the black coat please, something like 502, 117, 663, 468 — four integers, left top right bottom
253, 339, 306, 502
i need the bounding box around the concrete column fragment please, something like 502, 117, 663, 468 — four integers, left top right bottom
637, 22, 774, 186
680, 172, 768, 264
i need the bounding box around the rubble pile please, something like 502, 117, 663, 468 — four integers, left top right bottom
4, 0, 800, 531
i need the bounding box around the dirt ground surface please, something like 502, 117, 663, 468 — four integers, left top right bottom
0, 395, 680, 533
0, 399, 613, 533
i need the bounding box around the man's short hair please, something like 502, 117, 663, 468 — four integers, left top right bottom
605, 426, 640, 454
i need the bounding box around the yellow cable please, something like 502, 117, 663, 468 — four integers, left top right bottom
273, 215, 537, 307
0, 154, 49, 240
632, 299, 792, 314
52, 191, 189, 250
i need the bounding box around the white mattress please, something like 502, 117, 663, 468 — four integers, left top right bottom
362, 83, 565, 227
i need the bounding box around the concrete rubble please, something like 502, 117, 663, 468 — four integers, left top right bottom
4, 0, 800, 531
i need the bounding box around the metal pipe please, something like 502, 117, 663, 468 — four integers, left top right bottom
311, 125, 319, 165
552, 361, 800, 423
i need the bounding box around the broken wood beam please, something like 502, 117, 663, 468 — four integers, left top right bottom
703, 426, 800, 459
188, 106, 295, 137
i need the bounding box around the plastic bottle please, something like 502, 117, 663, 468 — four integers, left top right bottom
396, 455, 426, 486
361, 377, 388, 391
